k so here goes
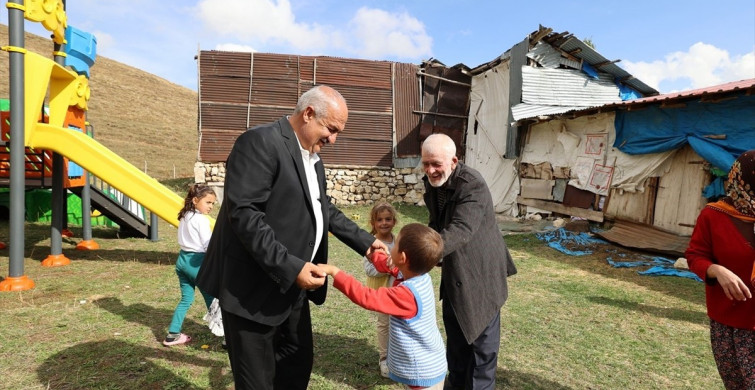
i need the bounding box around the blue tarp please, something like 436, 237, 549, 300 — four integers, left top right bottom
614, 94, 755, 173
536, 228, 702, 282
535, 228, 607, 256
616, 81, 642, 101
606, 256, 703, 282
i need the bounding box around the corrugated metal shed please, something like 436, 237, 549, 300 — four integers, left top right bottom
198, 51, 418, 166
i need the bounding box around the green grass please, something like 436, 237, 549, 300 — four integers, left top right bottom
0, 185, 720, 389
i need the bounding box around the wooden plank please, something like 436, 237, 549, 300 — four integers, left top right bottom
520, 178, 555, 200
517, 196, 604, 222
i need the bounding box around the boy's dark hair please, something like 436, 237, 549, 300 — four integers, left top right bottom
397, 223, 444, 274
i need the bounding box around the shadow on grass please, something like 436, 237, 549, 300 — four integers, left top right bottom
312, 331, 388, 387
312, 330, 573, 389
587, 295, 708, 326
92, 297, 222, 348
37, 339, 231, 390
497, 367, 574, 389
26, 244, 178, 265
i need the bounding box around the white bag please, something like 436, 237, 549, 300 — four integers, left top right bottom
203, 298, 225, 337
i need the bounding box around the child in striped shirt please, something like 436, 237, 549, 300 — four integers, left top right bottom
319, 223, 447, 389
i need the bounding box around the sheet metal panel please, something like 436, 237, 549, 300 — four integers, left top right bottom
512, 103, 591, 121
595, 219, 690, 257
199, 51, 251, 104
320, 111, 393, 167
394, 62, 421, 157
315, 57, 393, 89
521, 66, 621, 106
199, 129, 244, 162
199, 51, 252, 77
320, 137, 393, 167
200, 102, 248, 131
336, 85, 392, 113
200, 75, 251, 104
248, 106, 291, 128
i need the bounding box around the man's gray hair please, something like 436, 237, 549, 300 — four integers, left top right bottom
293, 85, 345, 117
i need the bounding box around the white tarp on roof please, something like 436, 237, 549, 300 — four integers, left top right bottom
464, 61, 519, 216
521, 113, 676, 194
512, 66, 622, 121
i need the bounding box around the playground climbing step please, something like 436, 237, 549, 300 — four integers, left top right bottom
69, 185, 150, 238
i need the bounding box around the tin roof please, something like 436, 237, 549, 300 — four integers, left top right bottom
609, 78, 755, 106
539, 78, 755, 120
470, 25, 659, 97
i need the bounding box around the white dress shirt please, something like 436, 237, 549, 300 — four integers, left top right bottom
296, 137, 324, 262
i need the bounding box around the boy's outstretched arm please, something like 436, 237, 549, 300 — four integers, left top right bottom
321, 266, 417, 319
317, 263, 340, 277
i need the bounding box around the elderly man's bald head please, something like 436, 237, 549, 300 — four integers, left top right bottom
421, 133, 458, 187
422, 133, 456, 159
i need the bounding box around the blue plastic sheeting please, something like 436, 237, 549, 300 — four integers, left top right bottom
581, 62, 599, 79
639, 266, 703, 282
536, 228, 608, 256
614, 95, 755, 172
535, 229, 702, 282
616, 82, 642, 101
606, 255, 702, 282
702, 177, 726, 199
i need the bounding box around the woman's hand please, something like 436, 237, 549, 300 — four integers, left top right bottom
708, 264, 753, 301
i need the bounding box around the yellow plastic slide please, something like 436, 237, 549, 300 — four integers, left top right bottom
29, 123, 184, 227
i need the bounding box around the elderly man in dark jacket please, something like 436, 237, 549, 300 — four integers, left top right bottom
421, 133, 517, 390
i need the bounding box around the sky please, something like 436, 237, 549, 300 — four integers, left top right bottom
8, 0, 755, 94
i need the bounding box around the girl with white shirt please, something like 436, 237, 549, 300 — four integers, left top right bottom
163, 184, 217, 346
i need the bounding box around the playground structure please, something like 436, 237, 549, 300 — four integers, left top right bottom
0, 1, 187, 291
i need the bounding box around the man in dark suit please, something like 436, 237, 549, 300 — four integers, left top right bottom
421, 133, 517, 390
197, 85, 386, 390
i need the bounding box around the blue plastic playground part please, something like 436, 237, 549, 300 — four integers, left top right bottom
64, 26, 97, 78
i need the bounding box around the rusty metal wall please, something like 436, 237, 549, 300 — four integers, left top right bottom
199, 51, 251, 104
394, 62, 421, 157
199, 51, 409, 166
419, 61, 472, 159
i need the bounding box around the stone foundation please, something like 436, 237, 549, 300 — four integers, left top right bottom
194, 162, 426, 206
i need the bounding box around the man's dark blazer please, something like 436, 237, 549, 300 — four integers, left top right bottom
197, 117, 374, 326
423, 162, 517, 344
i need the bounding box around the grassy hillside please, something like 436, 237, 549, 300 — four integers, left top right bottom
0, 25, 198, 180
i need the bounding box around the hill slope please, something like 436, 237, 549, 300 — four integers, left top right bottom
0, 25, 198, 180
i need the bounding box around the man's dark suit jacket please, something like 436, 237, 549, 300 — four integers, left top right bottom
197, 117, 374, 326
423, 162, 517, 344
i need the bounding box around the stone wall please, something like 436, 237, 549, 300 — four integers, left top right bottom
194, 162, 426, 206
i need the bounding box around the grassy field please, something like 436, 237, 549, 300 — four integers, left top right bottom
0, 180, 720, 389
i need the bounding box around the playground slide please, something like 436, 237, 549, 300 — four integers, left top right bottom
28, 123, 184, 228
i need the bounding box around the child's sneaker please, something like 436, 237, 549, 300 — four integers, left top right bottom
162, 333, 191, 346
379, 359, 389, 378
